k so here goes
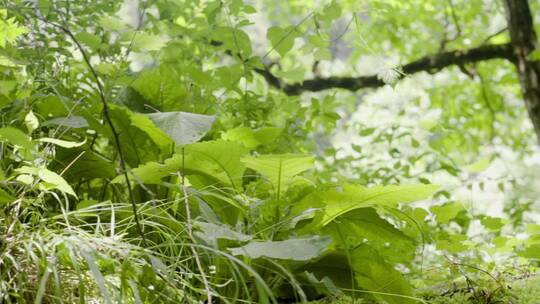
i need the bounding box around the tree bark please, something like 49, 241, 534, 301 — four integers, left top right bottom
503, 0, 540, 141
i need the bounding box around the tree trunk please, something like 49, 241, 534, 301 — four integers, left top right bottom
504, 0, 540, 142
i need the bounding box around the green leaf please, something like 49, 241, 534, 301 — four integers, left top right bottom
108, 105, 172, 166
38, 137, 86, 148
481, 216, 506, 231
528, 49, 540, 61
221, 127, 281, 149
322, 208, 416, 264
212, 27, 252, 58
273, 66, 305, 83
186, 140, 248, 190
351, 245, 414, 304
318, 1, 342, 25
267, 26, 300, 57
52, 148, 115, 181
113, 154, 182, 185
323, 184, 438, 226
112, 154, 184, 185
302, 254, 356, 290
132, 33, 170, 51
229, 236, 331, 261
0, 127, 34, 152
33, 95, 70, 118
242, 154, 314, 199
146, 111, 215, 146
294, 184, 438, 227
359, 127, 376, 136
37, 168, 77, 197
0, 188, 14, 205
38, 0, 51, 16
98, 15, 127, 31
0, 10, 28, 47
464, 156, 492, 173
128, 66, 189, 111
16, 174, 33, 185
24, 110, 39, 133
431, 202, 462, 224
301, 271, 340, 296
519, 244, 540, 259
16, 166, 77, 197
435, 233, 469, 253
75, 32, 102, 50
115, 140, 247, 189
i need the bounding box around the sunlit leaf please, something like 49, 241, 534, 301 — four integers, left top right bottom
38, 137, 86, 148
242, 154, 314, 199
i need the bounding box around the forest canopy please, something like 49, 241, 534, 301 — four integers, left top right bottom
1, 0, 540, 303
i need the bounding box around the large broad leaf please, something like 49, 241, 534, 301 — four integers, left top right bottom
322, 208, 416, 264
229, 236, 331, 261
186, 140, 248, 190
112, 153, 185, 184
241, 154, 314, 199
108, 104, 172, 166
146, 111, 215, 146
302, 253, 356, 291
128, 66, 191, 112
112, 154, 184, 185
294, 184, 438, 227
52, 148, 115, 181
351, 245, 414, 304
112, 140, 246, 189
303, 248, 414, 303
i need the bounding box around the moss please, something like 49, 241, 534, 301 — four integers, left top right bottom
311, 276, 540, 304
501, 275, 540, 304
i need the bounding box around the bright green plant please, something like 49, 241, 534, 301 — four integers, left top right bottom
1, 0, 540, 303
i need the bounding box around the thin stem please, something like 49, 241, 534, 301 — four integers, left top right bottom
33, 16, 148, 245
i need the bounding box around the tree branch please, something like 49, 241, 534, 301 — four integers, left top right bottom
258, 43, 515, 95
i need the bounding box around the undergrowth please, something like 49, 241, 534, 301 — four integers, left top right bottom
1, 1, 540, 303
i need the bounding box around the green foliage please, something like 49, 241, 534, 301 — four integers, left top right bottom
1, 0, 539, 303
242, 154, 314, 199
230, 236, 332, 261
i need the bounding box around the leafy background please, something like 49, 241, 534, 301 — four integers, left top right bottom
1, 0, 540, 303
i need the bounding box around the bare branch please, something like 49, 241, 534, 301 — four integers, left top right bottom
258, 43, 515, 95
